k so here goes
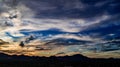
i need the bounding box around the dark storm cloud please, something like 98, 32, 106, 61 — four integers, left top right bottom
1, 0, 120, 41
17, 0, 120, 40
17, 0, 120, 19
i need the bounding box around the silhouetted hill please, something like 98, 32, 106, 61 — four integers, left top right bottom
0, 53, 120, 67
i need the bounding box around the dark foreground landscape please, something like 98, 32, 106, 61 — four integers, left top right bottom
0, 53, 120, 67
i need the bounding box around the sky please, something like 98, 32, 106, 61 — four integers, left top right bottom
0, 0, 120, 58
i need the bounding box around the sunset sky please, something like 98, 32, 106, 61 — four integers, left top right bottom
0, 0, 120, 58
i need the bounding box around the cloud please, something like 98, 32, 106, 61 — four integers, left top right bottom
13, 0, 105, 19
80, 15, 120, 39
0, 14, 110, 42
0, 0, 120, 19
0, 0, 120, 58
51, 34, 93, 41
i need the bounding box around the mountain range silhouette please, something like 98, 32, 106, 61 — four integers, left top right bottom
0, 53, 120, 67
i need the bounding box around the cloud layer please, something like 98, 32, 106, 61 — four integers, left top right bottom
0, 0, 120, 58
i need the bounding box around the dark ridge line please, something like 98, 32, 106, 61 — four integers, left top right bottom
0, 53, 120, 67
